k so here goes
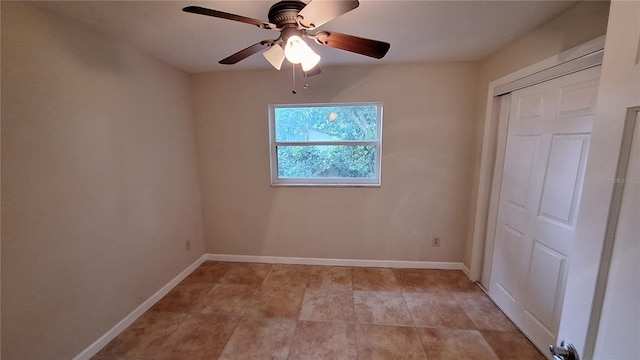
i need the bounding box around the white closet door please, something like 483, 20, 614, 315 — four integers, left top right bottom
489, 66, 601, 354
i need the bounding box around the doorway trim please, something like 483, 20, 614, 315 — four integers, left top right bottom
582, 106, 640, 359
469, 35, 606, 285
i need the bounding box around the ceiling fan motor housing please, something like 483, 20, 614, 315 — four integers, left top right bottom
268, 0, 306, 27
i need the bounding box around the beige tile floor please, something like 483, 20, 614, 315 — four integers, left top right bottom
93, 261, 546, 360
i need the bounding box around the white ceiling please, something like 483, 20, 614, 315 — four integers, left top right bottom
36, 0, 577, 74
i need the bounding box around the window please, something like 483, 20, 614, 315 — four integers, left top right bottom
269, 102, 383, 186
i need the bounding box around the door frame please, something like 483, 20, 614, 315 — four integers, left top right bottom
469, 35, 606, 285
584, 106, 640, 359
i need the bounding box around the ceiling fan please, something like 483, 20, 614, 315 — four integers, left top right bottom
183, 0, 391, 74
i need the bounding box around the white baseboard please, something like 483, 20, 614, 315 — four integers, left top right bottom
205, 253, 464, 270
72, 254, 207, 360
461, 263, 471, 278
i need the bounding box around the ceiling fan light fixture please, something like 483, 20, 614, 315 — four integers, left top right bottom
301, 50, 320, 71
284, 35, 320, 70
263, 43, 286, 70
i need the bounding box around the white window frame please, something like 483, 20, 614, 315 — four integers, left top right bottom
269, 102, 383, 187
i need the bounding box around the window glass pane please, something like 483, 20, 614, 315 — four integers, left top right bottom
274, 105, 378, 142
277, 145, 376, 179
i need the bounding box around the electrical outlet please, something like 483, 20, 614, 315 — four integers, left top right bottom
432, 236, 440, 247
185, 240, 191, 251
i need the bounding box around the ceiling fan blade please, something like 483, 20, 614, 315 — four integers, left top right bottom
182, 6, 276, 29
313, 31, 390, 59
219, 40, 274, 65
297, 0, 359, 29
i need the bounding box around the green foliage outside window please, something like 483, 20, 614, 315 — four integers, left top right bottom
277, 145, 376, 178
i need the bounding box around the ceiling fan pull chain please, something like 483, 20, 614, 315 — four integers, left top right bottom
292, 64, 297, 94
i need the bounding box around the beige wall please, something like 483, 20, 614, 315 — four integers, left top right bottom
478, 1, 610, 85
1, 3, 205, 359
465, 1, 611, 267
192, 62, 479, 262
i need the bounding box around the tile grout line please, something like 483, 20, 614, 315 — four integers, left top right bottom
349, 267, 360, 360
